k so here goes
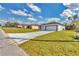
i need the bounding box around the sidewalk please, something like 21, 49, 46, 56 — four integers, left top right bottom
0, 39, 28, 56
0, 29, 28, 56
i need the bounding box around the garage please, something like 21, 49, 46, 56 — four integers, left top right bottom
40, 22, 65, 31
46, 25, 57, 31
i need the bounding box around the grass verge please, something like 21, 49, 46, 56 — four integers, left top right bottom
2, 27, 38, 33
20, 30, 79, 56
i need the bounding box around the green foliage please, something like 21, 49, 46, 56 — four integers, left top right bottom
72, 20, 79, 24
2, 27, 38, 33
65, 24, 76, 30
72, 20, 79, 30
5, 22, 18, 27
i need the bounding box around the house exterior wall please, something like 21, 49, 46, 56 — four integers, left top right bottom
16, 25, 23, 28
16, 25, 28, 28
45, 25, 57, 31
23, 26, 28, 28
58, 25, 65, 31
41, 24, 58, 31
41, 24, 65, 31
31, 25, 39, 29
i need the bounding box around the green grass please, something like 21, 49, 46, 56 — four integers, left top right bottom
20, 30, 79, 56
2, 27, 38, 33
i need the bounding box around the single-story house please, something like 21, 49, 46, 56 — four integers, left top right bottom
23, 24, 28, 28
29, 24, 40, 29
40, 22, 65, 31
16, 24, 28, 28
16, 24, 23, 28
16, 24, 40, 29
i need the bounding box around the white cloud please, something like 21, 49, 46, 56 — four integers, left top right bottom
23, 9, 28, 12
63, 3, 79, 10
62, 3, 79, 18
38, 16, 43, 19
60, 9, 74, 17
47, 18, 61, 22
28, 14, 33, 17
27, 3, 41, 12
10, 9, 34, 17
0, 20, 7, 23
63, 3, 71, 6
0, 5, 5, 11
73, 8, 79, 11
27, 17, 37, 21
16, 20, 24, 24
10, 9, 28, 16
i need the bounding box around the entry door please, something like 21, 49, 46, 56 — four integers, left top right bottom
41, 26, 45, 31
46, 26, 57, 31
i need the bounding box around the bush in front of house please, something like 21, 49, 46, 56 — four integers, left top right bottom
65, 24, 76, 30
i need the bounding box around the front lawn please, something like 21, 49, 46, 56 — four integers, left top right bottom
20, 30, 79, 56
2, 27, 38, 33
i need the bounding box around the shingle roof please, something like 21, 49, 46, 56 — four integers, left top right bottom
41, 22, 63, 25
29, 24, 40, 26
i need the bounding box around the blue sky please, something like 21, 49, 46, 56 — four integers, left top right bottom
0, 3, 70, 24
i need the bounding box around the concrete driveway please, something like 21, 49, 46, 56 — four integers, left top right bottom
8, 31, 53, 44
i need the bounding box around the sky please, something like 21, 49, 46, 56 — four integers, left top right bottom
0, 3, 79, 24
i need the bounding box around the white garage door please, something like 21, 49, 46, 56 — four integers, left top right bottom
46, 26, 57, 31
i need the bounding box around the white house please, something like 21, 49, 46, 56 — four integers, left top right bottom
40, 22, 65, 31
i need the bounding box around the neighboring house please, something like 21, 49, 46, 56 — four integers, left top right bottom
16, 24, 28, 28
29, 24, 40, 29
40, 22, 65, 31
23, 24, 28, 28
16, 24, 40, 29
16, 24, 23, 28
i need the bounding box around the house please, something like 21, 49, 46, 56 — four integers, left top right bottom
16, 24, 23, 28
23, 24, 28, 28
40, 22, 65, 31
16, 24, 40, 29
16, 24, 28, 28
29, 24, 40, 29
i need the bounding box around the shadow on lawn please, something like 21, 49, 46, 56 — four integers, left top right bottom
31, 39, 79, 42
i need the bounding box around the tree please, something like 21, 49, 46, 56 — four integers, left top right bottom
5, 22, 19, 27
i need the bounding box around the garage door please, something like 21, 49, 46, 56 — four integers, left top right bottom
46, 26, 57, 31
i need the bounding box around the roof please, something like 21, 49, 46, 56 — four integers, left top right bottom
41, 22, 63, 25
29, 24, 40, 26
17, 24, 28, 26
